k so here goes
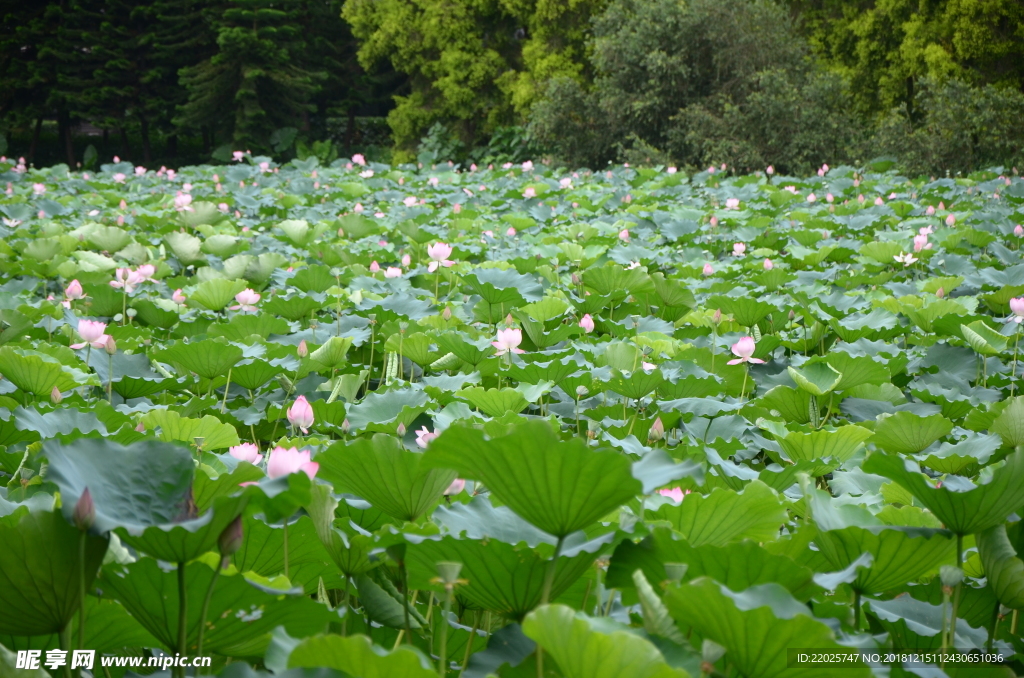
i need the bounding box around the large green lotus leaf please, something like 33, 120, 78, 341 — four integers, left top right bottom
188, 278, 247, 311
787, 362, 842, 396
863, 450, 1024, 534
164, 231, 206, 264
664, 579, 870, 678
102, 558, 336, 656
763, 421, 872, 463
345, 389, 430, 434
632, 448, 705, 494
43, 438, 194, 534
522, 604, 688, 678
608, 528, 818, 602
1, 596, 161, 654
632, 569, 686, 643
977, 523, 1024, 609
208, 313, 292, 342
583, 265, 655, 298
990, 396, 1024, 447
202, 233, 246, 258
456, 387, 530, 417
707, 296, 776, 328
436, 331, 493, 366
424, 420, 641, 538
869, 411, 954, 454
606, 369, 665, 400
809, 489, 954, 593
918, 432, 1001, 475
961, 319, 1008, 355
756, 386, 821, 425
231, 358, 285, 390
806, 353, 889, 391
287, 634, 434, 677
649, 481, 786, 547
867, 596, 988, 649
179, 201, 221, 228
250, 473, 314, 525
354, 573, 422, 629
463, 268, 542, 306
305, 483, 377, 577
310, 336, 355, 369
87, 225, 131, 251
406, 535, 599, 620
288, 265, 336, 293
155, 337, 244, 379
317, 435, 456, 522
117, 494, 250, 563
0, 347, 97, 395
194, 462, 264, 512
141, 409, 240, 450
262, 294, 325, 321
0, 508, 109, 635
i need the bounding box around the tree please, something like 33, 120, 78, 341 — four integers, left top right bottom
176, 0, 324, 152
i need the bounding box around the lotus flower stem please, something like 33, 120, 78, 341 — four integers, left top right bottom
176, 562, 188, 678
283, 519, 290, 579
219, 367, 232, 412
988, 605, 1000, 652
196, 564, 222, 668
341, 576, 350, 636
740, 368, 749, 401
950, 534, 963, 648
107, 352, 114, 404
1012, 327, 1021, 397
459, 610, 481, 676
78, 531, 87, 649
59, 625, 72, 678
439, 588, 452, 677
1012, 610, 1018, 635
401, 561, 412, 644
853, 590, 861, 631
540, 535, 565, 605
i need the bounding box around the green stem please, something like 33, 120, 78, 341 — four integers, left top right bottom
196, 563, 222, 672
78, 531, 87, 650
439, 588, 452, 677
1013, 328, 1020, 397
853, 590, 861, 631
951, 534, 963, 647
401, 561, 412, 644
220, 367, 232, 413
541, 535, 565, 605
177, 562, 188, 678
341, 576, 350, 636
283, 519, 290, 579
107, 352, 114, 404
60, 625, 72, 678
740, 367, 749, 401
988, 604, 1000, 653
459, 610, 481, 677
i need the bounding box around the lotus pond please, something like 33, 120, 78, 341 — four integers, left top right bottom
2, 156, 1024, 677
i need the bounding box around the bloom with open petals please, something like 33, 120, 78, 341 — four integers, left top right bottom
71, 320, 109, 349
492, 328, 525, 355
725, 198, 740, 209
267, 446, 318, 479
444, 479, 466, 495
287, 395, 315, 434
727, 337, 765, 365
427, 242, 455, 272
732, 243, 746, 256
229, 443, 263, 465
110, 267, 144, 294
230, 288, 261, 312
415, 426, 439, 448
352, 153, 366, 166
894, 252, 918, 266
384, 266, 402, 278
1011, 297, 1024, 322
172, 289, 187, 305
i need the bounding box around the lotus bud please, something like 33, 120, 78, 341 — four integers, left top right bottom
104, 336, 117, 355
575, 385, 589, 398
397, 422, 406, 436
297, 340, 308, 358
442, 306, 452, 321
341, 419, 351, 435
788, 310, 796, 321
135, 420, 145, 432
218, 515, 244, 565
505, 313, 514, 326
936, 287, 945, 299
51, 386, 63, 404
648, 417, 665, 442
713, 309, 722, 325
73, 488, 95, 531
663, 562, 688, 584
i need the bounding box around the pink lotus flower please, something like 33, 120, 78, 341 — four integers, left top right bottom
65, 279, 85, 300
732, 243, 746, 256
232, 151, 245, 162
352, 153, 366, 166
174, 193, 193, 212
136, 264, 156, 281
403, 196, 418, 206
826, 193, 834, 203
579, 314, 595, 333
763, 259, 773, 270
71, 320, 109, 349
710, 216, 718, 227
522, 160, 534, 171
858, 194, 866, 204
926, 205, 936, 215
427, 242, 455, 272
135, 166, 146, 176
369, 261, 380, 273
619, 229, 630, 242
401, 253, 411, 267
945, 214, 956, 227
1010, 297, 1024, 322
444, 479, 466, 495
258, 162, 269, 172
919, 225, 934, 235
913, 234, 932, 252
894, 252, 918, 266
110, 267, 143, 294
287, 395, 315, 433
703, 263, 714, 276
766, 166, 774, 175
560, 177, 573, 189
667, 167, 677, 174
267, 446, 318, 479
230, 288, 261, 312
229, 443, 263, 464
874, 197, 884, 206
807, 193, 817, 203
384, 267, 402, 278
727, 337, 764, 365
113, 173, 126, 183
453, 203, 461, 213
416, 426, 439, 448
642, 361, 657, 370
1015, 225, 1024, 237
523, 187, 536, 198
172, 289, 186, 305
506, 227, 516, 237
658, 487, 688, 503
32, 183, 46, 195
725, 198, 740, 209
492, 328, 525, 355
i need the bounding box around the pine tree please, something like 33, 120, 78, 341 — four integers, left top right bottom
176, 0, 324, 152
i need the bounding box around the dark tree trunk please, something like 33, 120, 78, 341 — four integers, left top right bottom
344, 109, 356, 150
58, 110, 75, 167
201, 126, 210, 154
167, 133, 178, 159
28, 117, 43, 164
118, 126, 130, 159
139, 114, 152, 164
